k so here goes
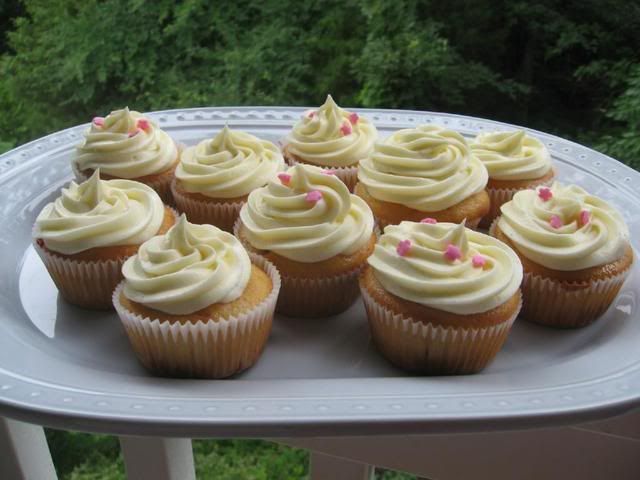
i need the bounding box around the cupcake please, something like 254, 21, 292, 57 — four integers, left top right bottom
171, 126, 285, 232
113, 215, 280, 378
72, 107, 179, 203
356, 125, 490, 229
471, 130, 555, 227
491, 182, 634, 328
33, 170, 176, 309
282, 95, 377, 191
235, 163, 376, 317
361, 220, 522, 374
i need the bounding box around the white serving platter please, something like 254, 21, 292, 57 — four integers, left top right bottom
0, 107, 639, 438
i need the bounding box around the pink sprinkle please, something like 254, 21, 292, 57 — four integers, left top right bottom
307, 110, 316, 118
305, 190, 323, 204
340, 122, 352, 136
579, 210, 590, 226
396, 239, 411, 257
420, 217, 437, 224
128, 129, 141, 138
137, 118, 151, 131
472, 254, 486, 268
538, 187, 553, 202
549, 215, 563, 229
323, 169, 336, 176
92, 117, 104, 126
348, 112, 359, 125
277, 173, 291, 185
444, 244, 462, 262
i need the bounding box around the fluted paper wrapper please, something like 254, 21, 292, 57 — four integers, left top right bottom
360, 284, 521, 374
112, 254, 281, 378
285, 154, 359, 192
480, 176, 555, 228
234, 218, 365, 317
34, 241, 126, 310
171, 182, 243, 233
520, 270, 630, 328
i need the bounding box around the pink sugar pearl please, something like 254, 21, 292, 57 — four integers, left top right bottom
277, 173, 292, 185
538, 187, 553, 201
549, 215, 563, 229
305, 190, 323, 204
472, 254, 486, 268
444, 244, 462, 262
396, 239, 411, 257
420, 217, 437, 224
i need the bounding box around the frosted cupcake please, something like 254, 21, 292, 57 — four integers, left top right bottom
471, 130, 555, 227
492, 183, 633, 328
113, 215, 280, 378
171, 126, 284, 232
33, 170, 176, 309
235, 163, 376, 317
361, 221, 522, 374
73, 107, 179, 203
283, 95, 377, 191
356, 125, 490, 229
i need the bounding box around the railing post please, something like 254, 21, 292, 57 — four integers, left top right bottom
0, 417, 57, 480
119, 436, 196, 480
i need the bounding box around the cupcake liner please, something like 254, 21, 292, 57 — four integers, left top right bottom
285, 154, 359, 192
520, 269, 630, 328
480, 176, 555, 228
171, 181, 244, 232
360, 283, 521, 374
112, 253, 281, 378
233, 218, 365, 317
34, 241, 126, 310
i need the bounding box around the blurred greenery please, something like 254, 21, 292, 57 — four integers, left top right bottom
0, 0, 639, 168
45, 429, 418, 479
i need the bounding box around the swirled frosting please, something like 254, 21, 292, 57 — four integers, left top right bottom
358, 125, 488, 211
239, 163, 374, 262
122, 215, 251, 315
285, 95, 377, 167
368, 221, 522, 314
35, 170, 165, 255
175, 126, 284, 198
470, 130, 552, 180
74, 107, 177, 178
497, 183, 630, 271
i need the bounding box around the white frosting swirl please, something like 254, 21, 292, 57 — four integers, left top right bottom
497, 182, 630, 271
74, 107, 177, 178
368, 221, 522, 314
286, 95, 377, 167
239, 163, 374, 262
175, 126, 284, 198
35, 170, 165, 255
471, 130, 553, 180
358, 125, 488, 211
122, 215, 252, 315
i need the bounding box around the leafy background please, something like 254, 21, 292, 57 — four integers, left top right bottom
2, 1, 639, 478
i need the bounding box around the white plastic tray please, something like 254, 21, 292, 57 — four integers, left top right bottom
0, 107, 639, 437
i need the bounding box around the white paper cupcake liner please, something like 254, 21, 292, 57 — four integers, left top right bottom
481, 175, 555, 228
520, 269, 630, 328
360, 283, 521, 374
233, 218, 366, 317
34, 240, 127, 310
171, 181, 244, 233
112, 253, 281, 378
285, 153, 359, 192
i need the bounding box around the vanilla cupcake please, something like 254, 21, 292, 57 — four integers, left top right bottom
235, 163, 376, 317
356, 125, 490, 229
33, 170, 176, 309
73, 107, 179, 203
171, 126, 284, 231
361, 221, 522, 374
471, 130, 555, 227
113, 215, 280, 378
492, 183, 633, 328
283, 95, 377, 191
